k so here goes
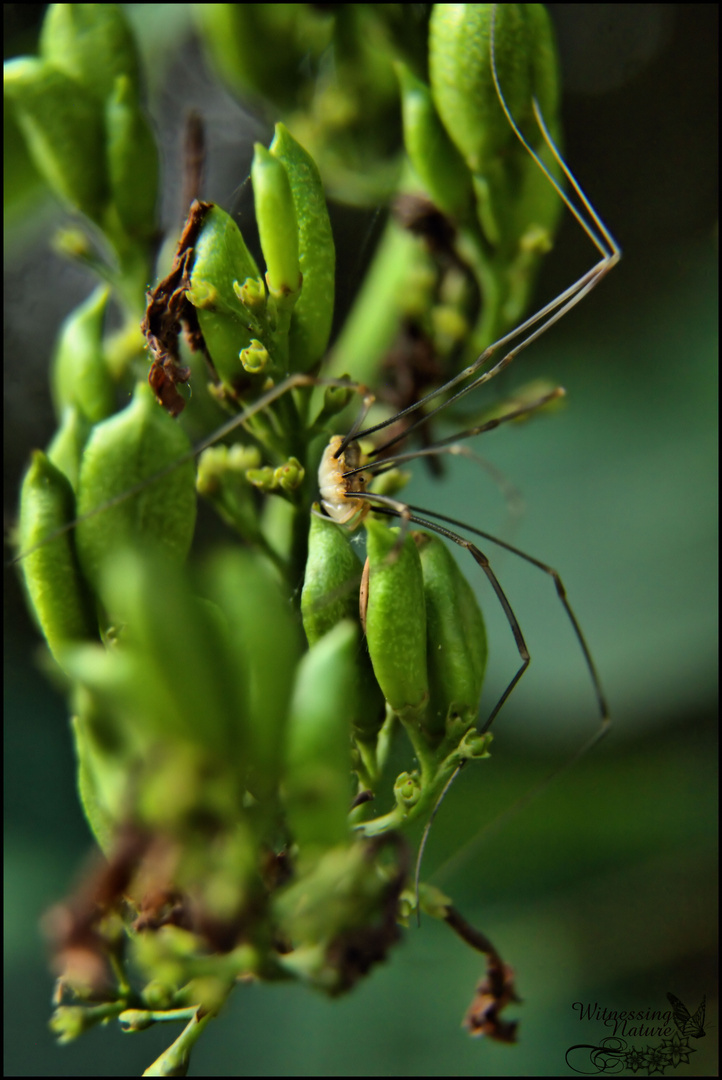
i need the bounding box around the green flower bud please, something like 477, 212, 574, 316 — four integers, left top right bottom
239, 338, 269, 374
246, 465, 275, 492
274, 457, 304, 493
17, 451, 97, 663
284, 620, 358, 854
415, 532, 487, 739
395, 61, 473, 221
251, 142, 302, 296
4, 58, 108, 221
105, 74, 158, 242
270, 123, 335, 369
394, 770, 421, 810
233, 276, 267, 312
364, 518, 428, 717
75, 381, 196, 596
40, 3, 141, 104
196, 444, 266, 546
187, 204, 262, 389
51, 286, 114, 425
313, 383, 356, 429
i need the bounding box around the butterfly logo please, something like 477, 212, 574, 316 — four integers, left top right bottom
667, 992, 706, 1038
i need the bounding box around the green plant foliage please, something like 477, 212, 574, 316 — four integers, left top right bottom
7, 4, 582, 1072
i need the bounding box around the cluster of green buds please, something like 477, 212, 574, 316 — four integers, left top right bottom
8, 4, 566, 1070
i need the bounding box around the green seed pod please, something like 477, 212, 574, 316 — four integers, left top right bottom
4, 58, 108, 221
364, 518, 428, 717
284, 619, 357, 855
251, 142, 302, 297
202, 548, 303, 800
105, 74, 158, 242
17, 450, 97, 664
39, 3, 142, 104
270, 123, 335, 369
75, 381, 196, 597
395, 61, 473, 221
187, 204, 263, 389
429, 3, 562, 254
429, 4, 559, 175
415, 532, 487, 739
302, 513, 386, 748
302, 513, 362, 646
51, 286, 114, 425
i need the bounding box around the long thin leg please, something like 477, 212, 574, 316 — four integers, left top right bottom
338, 14, 621, 460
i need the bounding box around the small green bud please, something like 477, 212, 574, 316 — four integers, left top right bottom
17, 451, 97, 663
51, 286, 114, 425
246, 465, 276, 492
274, 457, 304, 493
415, 532, 487, 739
270, 123, 335, 369
395, 61, 473, 220
196, 445, 264, 546
233, 276, 267, 312
239, 338, 269, 374
251, 142, 302, 296
394, 770, 421, 809
118, 1009, 154, 1032
315, 383, 356, 427
75, 381, 196, 596
364, 518, 428, 717
284, 620, 358, 854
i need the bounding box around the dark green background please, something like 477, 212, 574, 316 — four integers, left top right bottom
5, 4, 717, 1075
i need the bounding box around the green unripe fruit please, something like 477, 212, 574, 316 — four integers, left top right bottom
17, 451, 97, 664
429, 3, 559, 175
415, 532, 487, 738
284, 620, 357, 854
51, 286, 114, 425
302, 513, 386, 746
270, 123, 335, 369
395, 61, 473, 221
75, 381, 196, 597
252, 142, 301, 296
364, 518, 428, 717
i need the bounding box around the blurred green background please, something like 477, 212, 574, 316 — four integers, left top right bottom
4, 4, 717, 1076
